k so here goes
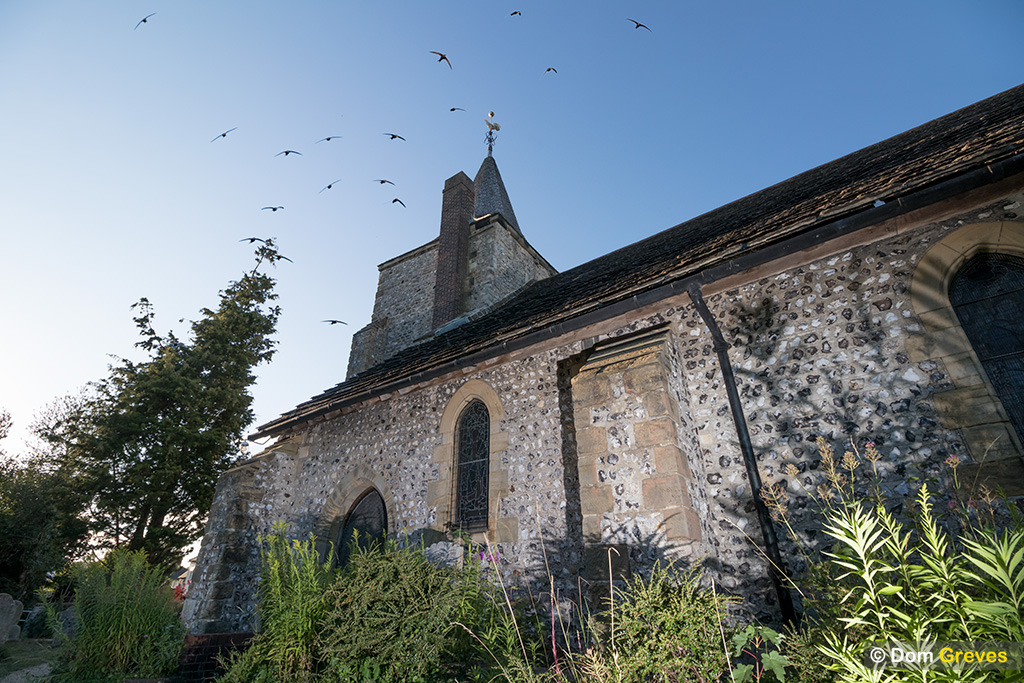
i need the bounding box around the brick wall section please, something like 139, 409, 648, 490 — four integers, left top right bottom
433, 172, 476, 328
175, 632, 253, 682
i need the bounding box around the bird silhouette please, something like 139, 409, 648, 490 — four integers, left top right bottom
261, 206, 284, 212
320, 180, 343, 193
239, 237, 267, 244
510, 11, 521, 16
545, 67, 557, 73
211, 127, 237, 142
392, 198, 406, 207
316, 136, 342, 143
383, 133, 406, 141
374, 179, 395, 185
274, 254, 294, 263
627, 18, 652, 31
275, 150, 302, 157
429, 51, 452, 69
134, 13, 156, 29
450, 107, 465, 112
322, 319, 348, 325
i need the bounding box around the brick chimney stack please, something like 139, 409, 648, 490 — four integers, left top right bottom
432, 171, 476, 329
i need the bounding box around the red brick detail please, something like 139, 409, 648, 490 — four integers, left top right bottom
433, 172, 476, 328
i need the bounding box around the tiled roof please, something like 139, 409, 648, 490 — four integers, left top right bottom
253, 83, 1024, 438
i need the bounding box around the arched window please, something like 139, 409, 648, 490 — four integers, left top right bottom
455, 400, 490, 530
949, 253, 1024, 444
335, 488, 387, 568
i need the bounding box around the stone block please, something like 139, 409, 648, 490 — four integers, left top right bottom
427, 479, 450, 506
642, 474, 688, 510
496, 516, 519, 543
960, 423, 1020, 463
210, 581, 236, 601
582, 514, 603, 541
578, 455, 600, 487
661, 507, 703, 541
933, 387, 1005, 428
623, 361, 668, 394
643, 390, 678, 420
904, 327, 970, 363
634, 418, 677, 447
580, 485, 613, 516
577, 427, 608, 456
652, 444, 689, 478
571, 375, 611, 406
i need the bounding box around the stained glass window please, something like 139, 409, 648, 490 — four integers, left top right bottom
335, 488, 387, 568
455, 400, 490, 530
949, 253, 1024, 445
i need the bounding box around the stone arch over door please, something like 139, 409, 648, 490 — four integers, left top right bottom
427, 379, 516, 542
315, 464, 396, 562
908, 221, 1024, 494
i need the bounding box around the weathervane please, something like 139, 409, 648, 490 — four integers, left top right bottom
485, 111, 500, 156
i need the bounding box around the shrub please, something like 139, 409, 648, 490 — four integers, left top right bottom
572, 561, 732, 683
317, 537, 493, 682
47, 548, 184, 682
217, 523, 334, 683
765, 437, 1024, 682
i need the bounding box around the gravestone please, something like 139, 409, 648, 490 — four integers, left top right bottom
0, 592, 23, 642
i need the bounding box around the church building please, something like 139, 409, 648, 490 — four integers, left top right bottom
183, 84, 1024, 633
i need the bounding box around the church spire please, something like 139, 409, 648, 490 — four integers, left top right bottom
473, 136, 520, 235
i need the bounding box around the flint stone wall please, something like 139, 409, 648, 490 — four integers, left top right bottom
185, 195, 1024, 632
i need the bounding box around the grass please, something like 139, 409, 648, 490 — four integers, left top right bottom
0, 639, 62, 678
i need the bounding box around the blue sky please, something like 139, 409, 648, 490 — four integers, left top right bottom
1, 1, 1021, 453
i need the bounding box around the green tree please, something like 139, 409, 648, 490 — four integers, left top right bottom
0, 410, 90, 602
34, 241, 284, 567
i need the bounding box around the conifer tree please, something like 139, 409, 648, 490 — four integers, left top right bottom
35, 241, 284, 567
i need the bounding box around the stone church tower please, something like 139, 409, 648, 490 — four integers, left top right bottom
346, 153, 556, 376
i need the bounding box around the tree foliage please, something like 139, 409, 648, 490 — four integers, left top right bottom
0, 411, 90, 602
34, 241, 284, 567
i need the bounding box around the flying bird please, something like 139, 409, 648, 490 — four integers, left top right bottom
510, 11, 521, 16
316, 136, 342, 143
545, 67, 557, 73
383, 133, 406, 141
320, 180, 343, 193
134, 13, 156, 29
627, 18, 652, 31
273, 254, 294, 263
261, 206, 284, 212
450, 107, 465, 112
239, 237, 267, 244
322, 319, 348, 325
429, 51, 452, 69
374, 179, 395, 185
392, 198, 406, 207
211, 127, 237, 142
275, 150, 302, 156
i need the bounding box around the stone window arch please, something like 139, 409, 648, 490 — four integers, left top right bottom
428, 379, 517, 542
908, 221, 1024, 493
315, 464, 395, 564
334, 488, 387, 567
